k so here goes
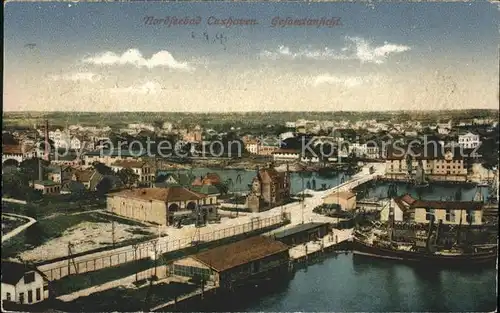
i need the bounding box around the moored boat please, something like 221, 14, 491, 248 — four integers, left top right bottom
352, 237, 497, 266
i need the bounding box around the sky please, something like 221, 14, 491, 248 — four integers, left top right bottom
3, 0, 499, 112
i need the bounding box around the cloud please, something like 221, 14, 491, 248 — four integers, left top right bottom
83, 49, 193, 71
50, 72, 103, 82
111, 81, 163, 95
310, 74, 382, 87
260, 36, 410, 64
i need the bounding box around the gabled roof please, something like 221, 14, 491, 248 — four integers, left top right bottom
191, 184, 220, 195
108, 186, 205, 202
193, 236, 289, 272
73, 169, 95, 183
1, 261, 47, 285
411, 200, 483, 211
111, 159, 148, 169
34, 180, 59, 186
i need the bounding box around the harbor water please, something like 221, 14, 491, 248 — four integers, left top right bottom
198, 253, 497, 312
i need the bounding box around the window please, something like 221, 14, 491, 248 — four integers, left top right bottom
425, 208, 435, 221
36, 288, 41, 301
445, 209, 456, 222
28, 290, 33, 303
466, 210, 475, 224
19, 292, 25, 304
6, 293, 11, 301
24, 272, 35, 284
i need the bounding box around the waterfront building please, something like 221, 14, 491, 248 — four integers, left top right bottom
384, 144, 469, 182
106, 186, 210, 226
413, 200, 483, 225
270, 222, 330, 246
391, 194, 484, 225
169, 236, 290, 289
272, 149, 300, 162
110, 159, 155, 186
2, 144, 36, 164
244, 139, 259, 154
323, 191, 357, 211
247, 165, 291, 213
83, 149, 149, 167
156, 172, 193, 187
1, 261, 49, 305
458, 132, 481, 149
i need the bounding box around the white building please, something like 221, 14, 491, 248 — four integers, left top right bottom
70, 136, 82, 150
2, 145, 36, 164
272, 149, 300, 162
350, 143, 368, 157
285, 122, 296, 128
1, 261, 49, 305
458, 132, 481, 149
48, 129, 71, 149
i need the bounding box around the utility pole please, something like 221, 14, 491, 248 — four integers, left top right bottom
301, 174, 305, 224
133, 243, 140, 282
111, 220, 116, 247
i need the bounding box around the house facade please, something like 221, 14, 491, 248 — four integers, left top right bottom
384, 145, 469, 182
413, 200, 483, 225
458, 132, 481, 149
323, 191, 357, 211
1, 261, 49, 305
272, 149, 300, 162
246, 166, 291, 213
107, 187, 208, 226
111, 160, 155, 186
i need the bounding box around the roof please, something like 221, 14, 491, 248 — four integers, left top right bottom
34, 180, 60, 186
193, 235, 289, 272
108, 186, 205, 202
191, 184, 220, 195
2, 145, 27, 155
84, 149, 148, 157
61, 181, 86, 193
157, 172, 193, 187
1, 261, 46, 285
327, 191, 356, 200
411, 200, 483, 211
272, 222, 329, 239
272, 149, 300, 154
73, 169, 95, 182
111, 159, 148, 168
203, 173, 221, 185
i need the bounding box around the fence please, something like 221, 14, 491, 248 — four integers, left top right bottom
42, 213, 290, 281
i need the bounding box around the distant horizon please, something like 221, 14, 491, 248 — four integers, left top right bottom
3, 108, 499, 114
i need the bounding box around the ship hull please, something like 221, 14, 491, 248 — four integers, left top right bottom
352, 238, 497, 266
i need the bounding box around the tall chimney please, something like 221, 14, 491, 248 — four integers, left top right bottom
38, 158, 43, 181
44, 119, 50, 161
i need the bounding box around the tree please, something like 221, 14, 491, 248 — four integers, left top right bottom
93, 162, 114, 175
2, 132, 18, 145
96, 177, 113, 195
118, 168, 139, 188
25, 222, 45, 247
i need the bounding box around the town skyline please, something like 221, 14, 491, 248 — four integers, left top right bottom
4, 1, 499, 112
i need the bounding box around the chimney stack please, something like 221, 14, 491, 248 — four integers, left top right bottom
38, 158, 43, 182
44, 119, 50, 161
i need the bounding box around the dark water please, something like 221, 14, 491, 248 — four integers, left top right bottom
159, 168, 493, 201
203, 254, 497, 312
158, 168, 350, 195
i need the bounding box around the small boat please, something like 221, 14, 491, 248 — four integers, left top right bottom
352, 237, 497, 266
477, 181, 489, 188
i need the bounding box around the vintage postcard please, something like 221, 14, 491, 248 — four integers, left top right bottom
2, 0, 499, 312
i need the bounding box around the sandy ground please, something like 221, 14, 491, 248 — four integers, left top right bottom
19, 221, 159, 262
